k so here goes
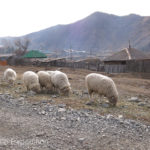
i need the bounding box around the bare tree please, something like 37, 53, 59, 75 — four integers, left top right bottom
14, 37, 30, 56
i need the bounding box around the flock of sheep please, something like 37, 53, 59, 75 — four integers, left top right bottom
3, 68, 119, 106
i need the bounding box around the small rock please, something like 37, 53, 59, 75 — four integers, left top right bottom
78, 138, 85, 142
18, 97, 25, 101
61, 117, 66, 120
41, 100, 48, 103
36, 132, 46, 137
18, 87, 22, 90
128, 97, 141, 103
106, 114, 113, 119
86, 101, 95, 106
121, 105, 128, 108
77, 117, 80, 121
82, 90, 88, 94
101, 103, 110, 108
52, 95, 57, 98
40, 110, 46, 115
40, 140, 45, 144
73, 90, 79, 96
48, 107, 53, 112
118, 115, 123, 119
58, 108, 66, 112
21, 94, 27, 98
5, 92, 10, 95
27, 91, 36, 96
48, 99, 54, 103
58, 104, 66, 108
15, 90, 20, 93
138, 102, 146, 106
147, 105, 150, 108
33, 108, 37, 110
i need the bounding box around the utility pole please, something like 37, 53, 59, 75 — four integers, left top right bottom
55, 48, 58, 58
129, 40, 131, 49
89, 48, 92, 57
69, 44, 72, 60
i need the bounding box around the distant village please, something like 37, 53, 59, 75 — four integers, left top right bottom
0, 39, 150, 74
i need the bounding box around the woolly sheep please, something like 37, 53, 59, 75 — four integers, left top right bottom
23, 71, 41, 93
4, 68, 17, 84
37, 71, 53, 91
50, 70, 71, 96
46, 71, 55, 76
85, 73, 118, 106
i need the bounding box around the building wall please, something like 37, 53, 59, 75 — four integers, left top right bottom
104, 59, 150, 73
0, 60, 7, 66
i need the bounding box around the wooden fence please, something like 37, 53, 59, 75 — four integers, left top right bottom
7, 56, 150, 73
126, 59, 150, 73
104, 59, 150, 73
104, 64, 127, 73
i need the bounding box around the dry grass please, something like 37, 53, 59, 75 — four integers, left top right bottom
0, 65, 150, 124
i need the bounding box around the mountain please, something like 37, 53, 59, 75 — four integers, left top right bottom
2, 11, 150, 53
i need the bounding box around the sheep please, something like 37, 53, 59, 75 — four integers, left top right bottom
46, 70, 55, 76
50, 70, 71, 96
37, 71, 53, 92
85, 73, 118, 106
3, 68, 17, 85
23, 71, 41, 93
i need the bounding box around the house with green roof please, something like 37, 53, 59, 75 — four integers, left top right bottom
23, 50, 47, 58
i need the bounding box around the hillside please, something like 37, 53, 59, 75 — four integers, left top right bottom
1, 11, 150, 53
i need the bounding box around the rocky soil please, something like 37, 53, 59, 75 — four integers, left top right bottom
0, 93, 150, 150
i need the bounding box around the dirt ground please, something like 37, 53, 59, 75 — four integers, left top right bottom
0, 65, 150, 123
0, 65, 150, 149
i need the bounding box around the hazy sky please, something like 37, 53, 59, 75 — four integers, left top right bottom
0, 0, 149, 37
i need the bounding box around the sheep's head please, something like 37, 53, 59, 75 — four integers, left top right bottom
8, 78, 15, 84
61, 86, 71, 96
109, 95, 118, 106
31, 83, 41, 93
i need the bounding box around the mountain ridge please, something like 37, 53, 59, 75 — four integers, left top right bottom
1, 11, 150, 53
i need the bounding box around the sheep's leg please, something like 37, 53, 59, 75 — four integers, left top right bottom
26, 85, 30, 92
98, 95, 103, 104
86, 90, 95, 105
88, 89, 93, 100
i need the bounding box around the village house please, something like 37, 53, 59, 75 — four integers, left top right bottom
104, 45, 149, 73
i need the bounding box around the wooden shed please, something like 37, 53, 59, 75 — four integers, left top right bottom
104, 46, 149, 73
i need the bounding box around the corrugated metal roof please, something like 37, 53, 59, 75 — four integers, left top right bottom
23, 50, 47, 58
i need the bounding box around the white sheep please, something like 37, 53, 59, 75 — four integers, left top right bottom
37, 71, 53, 92
3, 68, 17, 85
23, 71, 41, 93
85, 73, 118, 106
51, 70, 71, 96
46, 70, 55, 75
